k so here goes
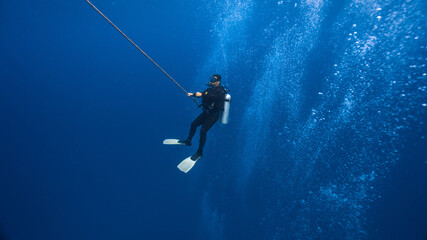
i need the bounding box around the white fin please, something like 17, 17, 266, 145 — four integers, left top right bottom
177, 156, 200, 173
163, 139, 184, 145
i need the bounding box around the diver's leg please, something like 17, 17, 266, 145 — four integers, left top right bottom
196, 112, 220, 155
186, 113, 205, 143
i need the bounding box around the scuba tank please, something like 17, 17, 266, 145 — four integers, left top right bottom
220, 93, 231, 124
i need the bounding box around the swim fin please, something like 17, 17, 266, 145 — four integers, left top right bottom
163, 139, 191, 146
163, 139, 184, 145
177, 156, 201, 173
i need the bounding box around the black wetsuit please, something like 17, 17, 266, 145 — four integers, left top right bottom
186, 85, 226, 155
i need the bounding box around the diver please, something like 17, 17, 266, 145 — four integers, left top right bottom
179, 74, 226, 161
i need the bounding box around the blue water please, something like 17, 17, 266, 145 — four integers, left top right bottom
1, 0, 426, 239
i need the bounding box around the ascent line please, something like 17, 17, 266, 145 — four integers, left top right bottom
86, 0, 198, 105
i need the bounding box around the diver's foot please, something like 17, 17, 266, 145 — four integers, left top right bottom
178, 139, 192, 146
191, 151, 202, 161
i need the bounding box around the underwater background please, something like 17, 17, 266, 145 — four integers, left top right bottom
0, 0, 426, 239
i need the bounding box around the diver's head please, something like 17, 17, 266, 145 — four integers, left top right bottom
208, 74, 221, 86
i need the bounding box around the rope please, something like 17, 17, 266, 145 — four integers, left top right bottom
86, 0, 199, 106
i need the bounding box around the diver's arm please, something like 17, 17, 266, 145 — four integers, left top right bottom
187, 92, 202, 97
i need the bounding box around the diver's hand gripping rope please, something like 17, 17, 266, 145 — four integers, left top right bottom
86, 0, 199, 106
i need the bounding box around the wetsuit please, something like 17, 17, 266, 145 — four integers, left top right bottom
186, 85, 226, 156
